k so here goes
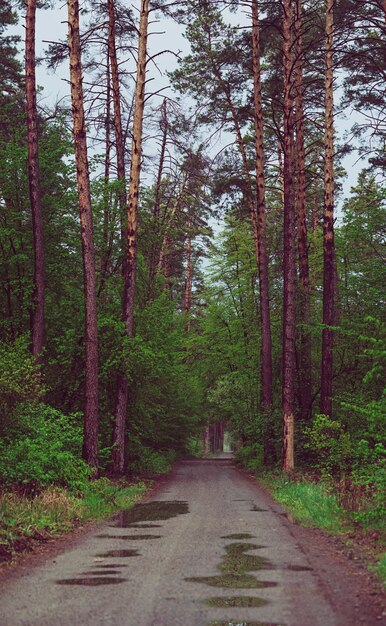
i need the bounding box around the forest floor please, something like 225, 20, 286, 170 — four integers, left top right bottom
0, 456, 385, 626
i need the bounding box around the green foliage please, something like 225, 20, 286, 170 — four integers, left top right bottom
0, 403, 90, 491
263, 474, 346, 534
79, 478, 147, 520
127, 444, 175, 475
234, 444, 264, 473
0, 336, 44, 427
303, 414, 353, 476
371, 553, 386, 586
185, 436, 205, 457
0, 479, 147, 557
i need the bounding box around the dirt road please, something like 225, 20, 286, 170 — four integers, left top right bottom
0, 457, 384, 625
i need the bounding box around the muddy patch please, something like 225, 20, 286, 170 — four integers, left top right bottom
92, 564, 127, 568
115, 500, 189, 528
209, 622, 284, 626
186, 543, 276, 589
206, 596, 268, 607
221, 533, 256, 540
56, 577, 127, 586
97, 534, 161, 541
81, 570, 121, 576
95, 549, 139, 558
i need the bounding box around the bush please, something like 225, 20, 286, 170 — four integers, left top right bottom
234, 443, 264, 472
185, 436, 205, 457
303, 414, 353, 476
0, 336, 44, 435
0, 403, 90, 492
127, 445, 175, 475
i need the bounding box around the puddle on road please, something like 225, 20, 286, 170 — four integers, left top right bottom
186, 543, 276, 589
221, 533, 256, 540
93, 564, 127, 568
97, 534, 161, 541
115, 500, 189, 527
206, 596, 268, 607
209, 622, 285, 626
81, 570, 121, 576
56, 577, 127, 586
128, 523, 162, 528
96, 549, 139, 558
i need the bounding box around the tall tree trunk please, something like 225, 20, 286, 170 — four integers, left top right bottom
294, 0, 312, 422
157, 173, 188, 275
101, 48, 111, 289
282, 0, 296, 473
68, 0, 99, 471
310, 177, 319, 293
320, 0, 335, 417
148, 99, 168, 300
108, 0, 127, 248
112, 0, 149, 474
184, 216, 192, 332
251, 0, 275, 464
26, 0, 45, 360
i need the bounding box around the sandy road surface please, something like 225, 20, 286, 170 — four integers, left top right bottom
0, 457, 384, 626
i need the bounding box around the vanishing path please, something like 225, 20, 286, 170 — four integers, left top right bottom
0, 457, 383, 626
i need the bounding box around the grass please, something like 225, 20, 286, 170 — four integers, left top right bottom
257, 471, 386, 587
261, 474, 347, 534
0, 478, 147, 561
371, 553, 386, 584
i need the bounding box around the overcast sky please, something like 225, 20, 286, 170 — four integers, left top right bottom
9, 1, 368, 211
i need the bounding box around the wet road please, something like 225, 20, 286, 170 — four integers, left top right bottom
0, 457, 382, 626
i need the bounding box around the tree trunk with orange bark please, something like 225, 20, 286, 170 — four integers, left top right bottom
68, 0, 99, 471
251, 0, 275, 464
112, 0, 149, 474
108, 0, 127, 248
282, 0, 296, 473
294, 0, 312, 422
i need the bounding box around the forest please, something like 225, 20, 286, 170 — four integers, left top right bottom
0, 0, 384, 573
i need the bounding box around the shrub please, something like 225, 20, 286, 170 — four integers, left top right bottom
0, 403, 90, 492
303, 414, 353, 476
234, 443, 264, 472
127, 445, 175, 475
185, 436, 205, 457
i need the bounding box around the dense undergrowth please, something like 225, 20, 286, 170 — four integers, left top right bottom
0, 479, 147, 563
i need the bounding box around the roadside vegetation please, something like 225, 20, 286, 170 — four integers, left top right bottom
235, 437, 385, 585
0, 480, 147, 563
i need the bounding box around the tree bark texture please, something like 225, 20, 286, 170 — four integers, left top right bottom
251, 0, 275, 463
26, 0, 45, 360
112, 0, 149, 474
148, 99, 168, 300
320, 0, 335, 417
184, 217, 192, 332
68, 0, 99, 471
108, 0, 127, 248
282, 0, 296, 473
294, 0, 312, 422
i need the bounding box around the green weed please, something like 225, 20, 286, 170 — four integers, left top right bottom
0, 479, 147, 561
261, 474, 346, 534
